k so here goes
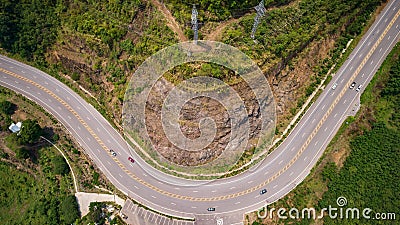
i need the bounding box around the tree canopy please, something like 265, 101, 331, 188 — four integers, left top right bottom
18, 119, 43, 144
0, 100, 15, 115
52, 155, 70, 176
59, 195, 80, 224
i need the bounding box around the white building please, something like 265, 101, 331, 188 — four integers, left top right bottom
8, 122, 22, 133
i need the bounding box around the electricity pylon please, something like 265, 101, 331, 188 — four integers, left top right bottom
191, 4, 199, 44
251, 0, 267, 40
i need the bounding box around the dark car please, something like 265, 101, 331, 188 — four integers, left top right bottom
207, 207, 215, 211
128, 156, 135, 163
260, 189, 267, 195
110, 149, 117, 157
349, 82, 356, 89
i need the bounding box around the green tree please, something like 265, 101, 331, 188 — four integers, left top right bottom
16, 147, 29, 159
0, 100, 15, 115
60, 195, 80, 224
52, 155, 70, 175
18, 119, 43, 144
71, 72, 80, 81
88, 202, 106, 224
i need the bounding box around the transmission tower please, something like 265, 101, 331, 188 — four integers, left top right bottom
191, 4, 199, 44
251, 0, 267, 40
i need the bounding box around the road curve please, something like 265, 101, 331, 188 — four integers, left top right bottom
0, 0, 399, 223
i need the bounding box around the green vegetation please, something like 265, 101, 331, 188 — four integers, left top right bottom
0, 100, 14, 115
71, 72, 80, 81
0, 161, 54, 224
164, 61, 237, 84
320, 123, 399, 224
222, 0, 383, 71
66, 0, 141, 47
15, 147, 29, 159
93, 171, 100, 185
0, 100, 15, 131
78, 202, 125, 225
0, 153, 77, 224
4, 118, 43, 162
0, 118, 78, 225
88, 202, 107, 224
15, 119, 43, 144
53, 155, 70, 176
59, 195, 81, 224
0, 0, 60, 63
165, 0, 294, 23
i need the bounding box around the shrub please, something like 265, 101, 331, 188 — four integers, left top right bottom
16, 147, 29, 159
17, 119, 43, 144
60, 195, 80, 224
52, 155, 70, 175
71, 72, 80, 81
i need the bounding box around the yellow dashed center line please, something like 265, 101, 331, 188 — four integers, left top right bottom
0, 9, 397, 202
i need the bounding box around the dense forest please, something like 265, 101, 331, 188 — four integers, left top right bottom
0, 0, 60, 62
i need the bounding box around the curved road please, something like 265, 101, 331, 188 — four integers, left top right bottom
0, 0, 399, 224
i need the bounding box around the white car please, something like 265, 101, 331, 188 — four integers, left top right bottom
350, 82, 356, 89
356, 84, 363, 92
332, 83, 338, 90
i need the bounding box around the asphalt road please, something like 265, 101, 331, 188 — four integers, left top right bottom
0, 0, 399, 224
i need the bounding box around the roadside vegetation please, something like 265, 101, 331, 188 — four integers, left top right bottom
0, 86, 124, 224
247, 42, 400, 225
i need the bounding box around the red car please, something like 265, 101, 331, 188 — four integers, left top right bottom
128, 157, 135, 163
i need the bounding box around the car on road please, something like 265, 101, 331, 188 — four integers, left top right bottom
332, 83, 338, 90
128, 156, 135, 163
356, 84, 363, 92
207, 207, 216, 211
110, 149, 117, 157
260, 189, 267, 195
349, 82, 356, 89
